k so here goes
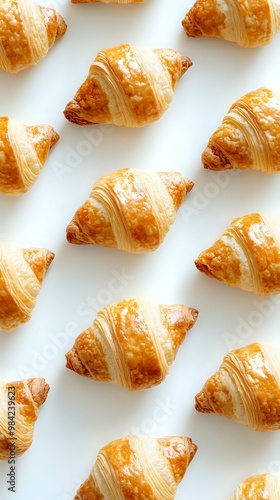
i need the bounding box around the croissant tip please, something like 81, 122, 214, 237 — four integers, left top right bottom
27, 378, 50, 408
195, 258, 210, 276
190, 307, 199, 323
55, 13, 67, 41
182, 13, 203, 38
46, 251, 55, 272
50, 129, 60, 149
184, 178, 194, 194
202, 146, 233, 171
194, 391, 212, 414
64, 103, 95, 126
180, 56, 193, 76
188, 438, 198, 461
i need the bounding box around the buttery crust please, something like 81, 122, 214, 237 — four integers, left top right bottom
66, 168, 194, 253
74, 435, 197, 499
0, 378, 49, 459
63, 44, 192, 127
228, 474, 280, 499
195, 342, 280, 431
0, 0, 67, 73
72, 0, 145, 3
182, 0, 280, 48
0, 243, 55, 331
202, 87, 280, 173
66, 298, 198, 390
0, 117, 59, 196
195, 213, 280, 295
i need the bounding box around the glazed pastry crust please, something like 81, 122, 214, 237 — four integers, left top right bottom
66, 298, 198, 390
74, 435, 197, 500
202, 87, 280, 173
72, 0, 145, 3
182, 0, 280, 48
66, 168, 194, 253
0, 243, 54, 331
0, 378, 49, 459
0, 0, 67, 73
64, 44, 192, 127
195, 213, 280, 295
195, 342, 280, 431
228, 474, 280, 499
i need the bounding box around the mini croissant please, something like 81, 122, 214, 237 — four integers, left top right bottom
0, 243, 54, 331
0, 378, 49, 459
74, 435, 197, 499
195, 213, 280, 296
0, 117, 59, 195
202, 87, 280, 174
195, 342, 280, 431
182, 0, 280, 48
66, 168, 193, 253
228, 474, 280, 499
63, 44, 192, 127
0, 0, 67, 73
66, 298, 198, 390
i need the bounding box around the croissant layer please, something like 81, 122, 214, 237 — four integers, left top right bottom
228, 473, 280, 499
74, 435, 197, 499
66, 298, 198, 390
202, 87, 280, 174
64, 44, 192, 127
195, 342, 280, 431
182, 0, 280, 48
0, 378, 49, 459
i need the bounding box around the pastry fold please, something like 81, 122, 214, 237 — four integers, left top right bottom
228, 474, 280, 499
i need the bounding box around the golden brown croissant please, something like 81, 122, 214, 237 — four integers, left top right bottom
0, 378, 49, 459
195, 342, 280, 431
73, 0, 145, 3
0, 0, 67, 73
195, 213, 280, 296
66, 168, 193, 253
0, 243, 54, 331
63, 44, 192, 127
74, 435, 197, 499
182, 0, 280, 48
66, 297, 198, 390
202, 87, 280, 174
228, 474, 280, 499
0, 117, 59, 195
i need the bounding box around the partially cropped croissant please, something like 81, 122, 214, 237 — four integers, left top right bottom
64, 44, 192, 127
0, 0, 67, 73
73, 0, 145, 3
66, 168, 193, 253
0, 117, 59, 195
195, 213, 280, 296
196, 342, 280, 431
202, 87, 280, 174
0, 243, 54, 331
0, 378, 49, 459
74, 435, 197, 499
66, 298, 198, 390
228, 474, 280, 499
182, 0, 280, 48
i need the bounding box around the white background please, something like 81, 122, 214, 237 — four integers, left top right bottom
1, 0, 280, 498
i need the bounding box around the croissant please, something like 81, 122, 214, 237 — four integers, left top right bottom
182, 0, 280, 48
66, 168, 193, 253
195, 342, 280, 431
73, 0, 145, 3
66, 297, 198, 390
228, 474, 280, 499
0, 117, 59, 195
63, 44, 192, 127
0, 0, 67, 73
0, 242, 54, 331
195, 213, 280, 296
202, 87, 280, 174
74, 435, 197, 499
0, 378, 49, 459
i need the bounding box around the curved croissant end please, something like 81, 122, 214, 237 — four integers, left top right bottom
195, 213, 280, 296
202, 87, 280, 174
195, 342, 280, 431
0, 378, 49, 459
0, 0, 67, 73
228, 474, 280, 499
182, 0, 280, 48
66, 168, 194, 253
0, 243, 55, 331
0, 117, 59, 196
72, 0, 146, 3
63, 44, 192, 127
65, 298, 198, 390
74, 435, 197, 500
